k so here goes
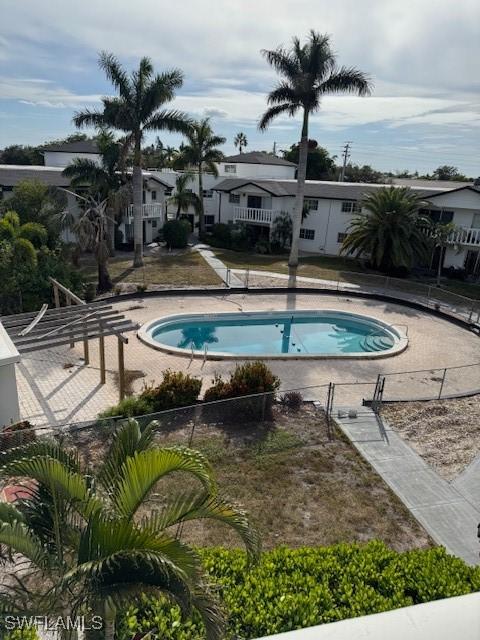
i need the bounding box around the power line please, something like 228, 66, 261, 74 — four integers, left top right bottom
339, 142, 352, 182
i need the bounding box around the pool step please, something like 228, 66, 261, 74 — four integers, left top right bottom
361, 334, 395, 352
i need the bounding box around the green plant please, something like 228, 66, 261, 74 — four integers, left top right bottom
163, 219, 191, 249
253, 239, 270, 255
270, 212, 292, 250
0, 420, 35, 450
0, 420, 259, 640
204, 362, 280, 402
84, 282, 96, 302
212, 223, 232, 246
98, 395, 155, 418
141, 370, 201, 411
117, 543, 480, 640
280, 391, 303, 410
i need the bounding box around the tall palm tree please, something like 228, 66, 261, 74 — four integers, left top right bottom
0, 419, 259, 640
168, 171, 202, 219
259, 31, 371, 285
73, 52, 192, 268
234, 132, 248, 154
341, 186, 430, 272
63, 129, 130, 255
177, 119, 225, 234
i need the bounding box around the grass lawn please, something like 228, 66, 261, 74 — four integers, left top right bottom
80, 249, 222, 288
71, 404, 431, 552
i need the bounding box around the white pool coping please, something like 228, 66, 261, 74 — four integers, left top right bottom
137, 309, 408, 360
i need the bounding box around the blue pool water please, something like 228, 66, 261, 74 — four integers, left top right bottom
149, 311, 398, 356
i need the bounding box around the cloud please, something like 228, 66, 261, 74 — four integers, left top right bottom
202, 107, 229, 119
0, 77, 101, 109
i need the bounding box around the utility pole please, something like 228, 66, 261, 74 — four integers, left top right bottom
339, 142, 352, 182
273, 141, 277, 156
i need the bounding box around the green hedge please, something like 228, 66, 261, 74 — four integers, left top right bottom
117, 542, 480, 639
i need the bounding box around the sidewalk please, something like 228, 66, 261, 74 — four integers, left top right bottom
334, 406, 480, 565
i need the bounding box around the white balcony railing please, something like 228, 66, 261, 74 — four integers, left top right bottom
233, 206, 278, 225
448, 227, 480, 247
126, 203, 163, 220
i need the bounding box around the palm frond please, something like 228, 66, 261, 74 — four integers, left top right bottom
0, 521, 48, 568
0, 502, 25, 525
98, 51, 133, 100
319, 66, 372, 96
258, 103, 298, 130
261, 47, 300, 81
73, 109, 107, 129
0, 440, 80, 473
144, 109, 193, 135
266, 82, 300, 106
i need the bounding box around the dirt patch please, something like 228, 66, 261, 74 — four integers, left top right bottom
67, 403, 431, 552
383, 396, 480, 480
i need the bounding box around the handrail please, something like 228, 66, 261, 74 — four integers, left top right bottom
19, 304, 48, 336
49, 277, 85, 305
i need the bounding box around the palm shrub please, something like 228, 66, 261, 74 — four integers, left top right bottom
341, 186, 430, 274
259, 31, 371, 285
0, 420, 259, 639
163, 219, 191, 248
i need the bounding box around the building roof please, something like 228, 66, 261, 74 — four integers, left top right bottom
0, 165, 70, 187
392, 178, 473, 189
222, 151, 297, 167
41, 140, 100, 154
214, 178, 445, 200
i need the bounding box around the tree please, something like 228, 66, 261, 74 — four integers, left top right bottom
270, 211, 292, 250
341, 186, 430, 273
177, 119, 225, 234
283, 142, 336, 180
0, 419, 259, 639
168, 171, 201, 219
432, 165, 468, 181
259, 31, 371, 286
430, 221, 457, 285
0, 145, 43, 165
62, 129, 130, 254
73, 52, 192, 268
343, 163, 384, 184
234, 132, 248, 154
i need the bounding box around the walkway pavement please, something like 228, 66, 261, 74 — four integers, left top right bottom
453, 455, 480, 511
194, 244, 243, 287
334, 406, 480, 565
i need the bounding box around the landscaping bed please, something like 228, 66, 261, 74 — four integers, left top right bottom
383, 397, 480, 480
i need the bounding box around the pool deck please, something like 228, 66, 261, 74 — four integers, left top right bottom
16, 291, 480, 427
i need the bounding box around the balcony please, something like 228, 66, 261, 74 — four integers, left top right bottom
233, 206, 279, 225
126, 203, 163, 220
448, 227, 480, 247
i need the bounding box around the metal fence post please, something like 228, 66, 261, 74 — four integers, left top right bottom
245, 268, 250, 288
438, 368, 447, 399
384, 276, 390, 292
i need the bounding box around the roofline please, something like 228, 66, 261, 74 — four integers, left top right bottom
213, 181, 285, 197
426, 185, 480, 198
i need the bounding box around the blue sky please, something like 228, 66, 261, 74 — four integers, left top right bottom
1, 0, 479, 176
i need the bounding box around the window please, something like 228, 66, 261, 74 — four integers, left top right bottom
300, 228, 315, 240
229, 193, 240, 204
151, 190, 157, 201
341, 201, 361, 213
420, 208, 454, 224
203, 189, 213, 198
472, 213, 480, 229
304, 198, 318, 211
152, 220, 157, 228
224, 164, 236, 174
204, 215, 215, 231
337, 232, 347, 243
165, 187, 173, 196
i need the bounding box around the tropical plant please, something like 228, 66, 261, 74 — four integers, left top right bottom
341, 186, 430, 273
233, 132, 247, 154
430, 221, 457, 285
259, 31, 371, 285
62, 129, 130, 254
270, 211, 292, 250
176, 119, 225, 234
168, 171, 201, 219
73, 52, 192, 268
0, 420, 259, 640
0, 211, 48, 248
163, 219, 191, 249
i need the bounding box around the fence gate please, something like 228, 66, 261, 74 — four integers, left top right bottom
371, 374, 385, 414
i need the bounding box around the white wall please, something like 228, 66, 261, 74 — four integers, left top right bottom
0, 324, 20, 427
43, 151, 102, 168
217, 162, 296, 180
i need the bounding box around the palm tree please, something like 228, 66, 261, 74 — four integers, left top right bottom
0, 419, 259, 640
341, 186, 430, 272
73, 52, 192, 268
63, 129, 130, 255
430, 221, 457, 285
259, 31, 371, 285
168, 171, 202, 219
177, 119, 225, 234
234, 132, 248, 154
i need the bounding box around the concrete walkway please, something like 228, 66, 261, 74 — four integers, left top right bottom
194, 244, 243, 286
453, 455, 480, 511
334, 406, 480, 565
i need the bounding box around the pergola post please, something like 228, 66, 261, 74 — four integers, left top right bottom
118, 336, 126, 401
99, 325, 106, 385
83, 321, 90, 365
66, 294, 75, 348
53, 283, 60, 309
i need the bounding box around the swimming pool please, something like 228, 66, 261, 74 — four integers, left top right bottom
138, 310, 408, 359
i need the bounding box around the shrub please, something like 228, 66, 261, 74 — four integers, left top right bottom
117, 543, 480, 640
98, 395, 155, 419
253, 238, 270, 254
17, 222, 48, 248
212, 223, 232, 246
140, 370, 201, 411
84, 282, 96, 302
204, 361, 280, 402
0, 420, 35, 450
163, 219, 191, 249
280, 390, 303, 410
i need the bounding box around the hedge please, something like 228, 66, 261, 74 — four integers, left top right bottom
117, 542, 480, 639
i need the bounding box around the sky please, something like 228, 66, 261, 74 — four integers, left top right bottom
0, 0, 479, 176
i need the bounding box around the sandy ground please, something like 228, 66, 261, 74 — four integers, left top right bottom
383, 397, 480, 480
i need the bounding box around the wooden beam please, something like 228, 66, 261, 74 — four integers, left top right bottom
53, 284, 60, 309
0, 303, 111, 328
99, 332, 106, 385
48, 277, 85, 305
83, 322, 90, 365
11, 315, 130, 346
6, 309, 118, 338
118, 336, 125, 401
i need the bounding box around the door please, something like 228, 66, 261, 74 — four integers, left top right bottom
247, 195, 262, 209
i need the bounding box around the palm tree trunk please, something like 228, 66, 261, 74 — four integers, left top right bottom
98, 256, 113, 293
198, 164, 204, 235
132, 141, 144, 268
436, 245, 443, 286
107, 205, 115, 256
103, 601, 116, 640
288, 109, 309, 287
